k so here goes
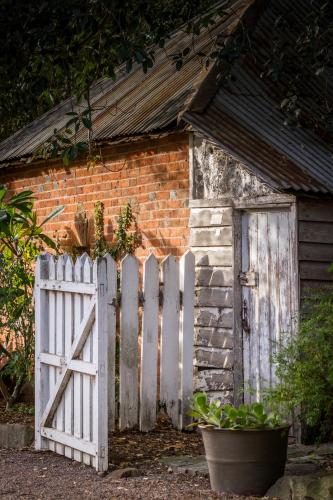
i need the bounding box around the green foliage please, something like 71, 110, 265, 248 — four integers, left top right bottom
1, 1, 332, 153
0, 0, 215, 143
93, 201, 141, 261
189, 392, 285, 430
0, 186, 62, 408
259, 2, 333, 133
267, 288, 333, 442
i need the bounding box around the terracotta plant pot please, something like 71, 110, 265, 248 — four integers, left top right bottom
200, 425, 289, 496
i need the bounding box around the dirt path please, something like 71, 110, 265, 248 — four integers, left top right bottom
0, 447, 259, 500
0, 419, 265, 499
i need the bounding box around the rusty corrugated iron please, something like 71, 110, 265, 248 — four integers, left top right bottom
183, 0, 333, 193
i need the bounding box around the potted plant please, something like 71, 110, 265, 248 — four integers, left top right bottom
190, 392, 289, 496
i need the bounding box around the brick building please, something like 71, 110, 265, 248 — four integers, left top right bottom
1, 0, 333, 404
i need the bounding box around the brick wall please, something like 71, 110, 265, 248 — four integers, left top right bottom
1, 133, 190, 259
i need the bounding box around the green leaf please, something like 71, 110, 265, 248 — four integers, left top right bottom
40, 205, 64, 227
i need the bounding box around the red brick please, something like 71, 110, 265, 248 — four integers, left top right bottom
2, 133, 190, 259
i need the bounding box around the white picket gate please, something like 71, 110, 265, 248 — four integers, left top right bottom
34, 251, 195, 472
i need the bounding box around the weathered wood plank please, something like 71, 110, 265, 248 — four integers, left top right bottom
160, 255, 180, 427
257, 213, 270, 393
192, 247, 233, 267
300, 261, 333, 281
38, 280, 95, 294
140, 254, 159, 432
55, 255, 66, 456
119, 255, 139, 430
195, 287, 232, 307
298, 198, 333, 222
189, 207, 232, 227
190, 227, 232, 247
64, 257, 74, 459
35, 254, 50, 451
232, 208, 243, 406
194, 347, 234, 369
299, 221, 333, 244
93, 257, 109, 472
73, 256, 83, 463
189, 194, 294, 209
47, 256, 56, 453
195, 266, 233, 287
194, 327, 233, 349
82, 256, 93, 466
40, 427, 95, 457
248, 212, 258, 402
194, 307, 233, 328
194, 369, 233, 391
179, 251, 195, 430
299, 242, 333, 262
300, 280, 333, 297
105, 255, 117, 432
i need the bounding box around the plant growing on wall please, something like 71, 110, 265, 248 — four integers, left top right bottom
93, 201, 141, 261
267, 286, 333, 443
0, 186, 63, 409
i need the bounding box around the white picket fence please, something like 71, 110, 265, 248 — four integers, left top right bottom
34, 251, 195, 472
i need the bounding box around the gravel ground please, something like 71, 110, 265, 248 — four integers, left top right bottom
0, 448, 268, 500
0, 417, 270, 500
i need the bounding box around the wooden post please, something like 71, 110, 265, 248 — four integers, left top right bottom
105, 254, 117, 432
93, 257, 109, 472
179, 251, 195, 429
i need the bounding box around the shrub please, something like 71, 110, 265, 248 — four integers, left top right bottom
93, 201, 141, 260
268, 287, 333, 442
0, 186, 62, 408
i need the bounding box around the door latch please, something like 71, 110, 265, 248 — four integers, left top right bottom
239, 271, 258, 287
242, 299, 251, 334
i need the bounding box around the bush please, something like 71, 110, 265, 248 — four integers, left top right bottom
0, 186, 62, 408
268, 287, 333, 442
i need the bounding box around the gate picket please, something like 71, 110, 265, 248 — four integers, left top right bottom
140, 254, 159, 432
55, 255, 65, 456
73, 256, 83, 463
48, 256, 56, 452
82, 255, 93, 466
64, 256, 74, 459
160, 255, 180, 427
119, 255, 139, 430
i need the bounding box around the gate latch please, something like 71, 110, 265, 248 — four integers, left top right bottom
242, 299, 251, 335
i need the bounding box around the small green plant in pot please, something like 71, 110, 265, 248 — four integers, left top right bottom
190, 392, 289, 496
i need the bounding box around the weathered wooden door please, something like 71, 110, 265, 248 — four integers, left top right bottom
241, 209, 296, 403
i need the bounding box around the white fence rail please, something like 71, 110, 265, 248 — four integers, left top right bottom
35, 251, 195, 472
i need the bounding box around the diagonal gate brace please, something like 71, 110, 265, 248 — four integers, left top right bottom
41, 297, 96, 428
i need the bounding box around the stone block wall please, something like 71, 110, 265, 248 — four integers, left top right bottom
190, 205, 234, 402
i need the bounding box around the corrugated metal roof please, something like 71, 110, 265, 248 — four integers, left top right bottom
184, 0, 333, 194
0, 0, 250, 165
